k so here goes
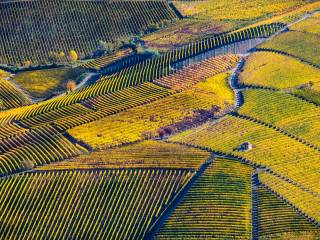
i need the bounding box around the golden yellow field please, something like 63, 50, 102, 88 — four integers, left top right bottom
173, 0, 307, 22
239, 51, 320, 90
0, 1, 320, 238
36, 140, 210, 170
69, 72, 234, 148
291, 16, 320, 35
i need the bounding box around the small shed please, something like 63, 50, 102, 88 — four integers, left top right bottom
237, 142, 253, 152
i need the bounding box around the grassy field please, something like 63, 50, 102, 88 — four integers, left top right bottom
239, 51, 320, 90
13, 67, 85, 98
156, 158, 253, 239
259, 31, 320, 66
36, 140, 210, 170
68, 72, 234, 148
239, 89, 320, 145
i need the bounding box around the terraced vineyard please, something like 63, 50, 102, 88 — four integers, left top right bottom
69, 72, 234, 148
259, 30, 320, 66
257, 186, 320, 239
259, 172, 320, 224
239, 89, 320, 145
155, 158, 253, 239
170, 115, 320, 195
239, 51, 320, 90
0, 1, 319, 239
0, 169, 194, 240
82, 48, 134, 71
36, 140, 211, 170
0, 79, 31, 110
154, 54, 239, 90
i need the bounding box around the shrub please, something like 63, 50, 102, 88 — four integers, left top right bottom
68, 50, 78, 62
163, 126, 174, 135
58, 51, 65, 60
48, 52, 59, 64
157, 128, 166, 139
141, 130, 155, 140
23, 60, 32, 67
66, 80, 76, 93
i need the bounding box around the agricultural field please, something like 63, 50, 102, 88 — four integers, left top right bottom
36, 140, 211, 170
0, 70, 31, 110
0, 0, 177, 66
142, 19, 235, 51
257, 186, 320, 239
259, 31, 320, 66
239, 51, 320, 90
0, 0, 319, 239
173, 0, 310, 27
12, 67, 85, 98
68, 72, 234, 148
239, 89, 320, 145
290, 15, 320, 34
156, 158, 253, 239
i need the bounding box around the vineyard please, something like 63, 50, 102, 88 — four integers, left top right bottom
257, 186, 320, 239
0, 1, 319, 239
36, 140, 211, 170
239, 89, 320, 145
0, 0, 177, 66
155, 158, 253, 239
68, 72, 234, 148
239, 51, 320, 90
259, 31, 320, 66
0, 169, 194, 239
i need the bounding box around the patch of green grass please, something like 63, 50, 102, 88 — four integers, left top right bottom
259, 31, 320, 66
13, 67, 85, 98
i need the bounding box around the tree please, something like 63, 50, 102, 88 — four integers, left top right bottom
68, 50, 78, 62
66, 80, 76, 93
157, 128, 165, 139
141, 130, 155, 140
58, 51, 65, 61
23, 60, 32, 67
